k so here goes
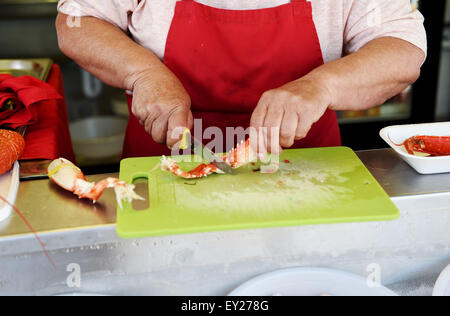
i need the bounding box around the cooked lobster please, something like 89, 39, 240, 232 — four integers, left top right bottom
392, 135, 450, 156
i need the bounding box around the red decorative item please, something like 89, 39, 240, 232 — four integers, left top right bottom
20, 65, 76, 162
0, 65, 75, 162
0, 74, 62, 129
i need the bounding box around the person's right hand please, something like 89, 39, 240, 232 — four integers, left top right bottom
130, 69, 193, 148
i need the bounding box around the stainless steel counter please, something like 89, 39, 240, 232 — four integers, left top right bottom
2, 149, 449, 238
0, 173, 118, 237
357, 149, 450, 196
0, 149, 449, 296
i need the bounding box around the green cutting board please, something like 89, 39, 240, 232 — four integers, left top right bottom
117, 147, 399, 239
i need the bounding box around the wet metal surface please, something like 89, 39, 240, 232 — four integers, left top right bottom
357, 149, 450, 197
2, 149, 450, 237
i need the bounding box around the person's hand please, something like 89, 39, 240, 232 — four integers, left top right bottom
130, 69, 193, 148
250, 77, 332, 155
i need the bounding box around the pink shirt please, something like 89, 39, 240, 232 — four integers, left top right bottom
58, 0, 427, 64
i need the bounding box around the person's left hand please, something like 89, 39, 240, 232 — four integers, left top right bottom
250, 77, 332, 155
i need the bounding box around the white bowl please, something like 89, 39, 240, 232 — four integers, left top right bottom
70, 116, 128, 160
380, 122, 450, 175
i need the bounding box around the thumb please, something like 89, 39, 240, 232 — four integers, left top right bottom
167, 107, 193, 148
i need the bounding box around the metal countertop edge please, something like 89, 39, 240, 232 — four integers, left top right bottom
3, 191, 450, 241
1, 148, 450, 242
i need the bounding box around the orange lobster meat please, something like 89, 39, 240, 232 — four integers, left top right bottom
161, 157, 224, 179
392, 135, 450, 156
0, 129, 25, 176
223, 139, 258, 169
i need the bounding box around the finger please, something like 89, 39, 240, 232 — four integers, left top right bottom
263, 105, 283, 155
250, 101, 268, 129
187, 110, 194, 130
151, 112, 170, 144
295, 114, 312, 141
249, 126, 268, 159
133, 107, 147, 126
258, 127, 269, 160
143, 113, 157, 138
131, 96, 148, 123
280, 110, 297, 148
250, 97, 269, 155
167, 107, 191, 148
133, 96, 155, 129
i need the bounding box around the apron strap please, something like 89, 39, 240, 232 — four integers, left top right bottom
180, 0, 307, 2
292, 0, 309, 17
180, 0, 309, 17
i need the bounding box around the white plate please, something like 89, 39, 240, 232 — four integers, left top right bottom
433, 264, 450, 296
0, 162, 20, 223
228, 267, 398, 296
56, 293, 109, 296
380, 122, 450, 174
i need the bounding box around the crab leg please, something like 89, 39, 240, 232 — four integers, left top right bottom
161, 156, 224, 179
48, 158, 143, 207
161, 138, 260, 179
223, 139, 257, 169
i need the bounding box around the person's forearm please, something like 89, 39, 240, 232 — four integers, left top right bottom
55, 13, 171, 91
56, 13, 193, 146
305, 37, 425, 111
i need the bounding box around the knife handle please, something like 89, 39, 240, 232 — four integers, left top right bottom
179, 128, 201, 155
179, 128, 191, 150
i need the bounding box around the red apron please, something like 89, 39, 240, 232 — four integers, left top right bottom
123, 0, 341, 158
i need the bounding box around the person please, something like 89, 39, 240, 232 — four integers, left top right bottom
56, 0, 426, 157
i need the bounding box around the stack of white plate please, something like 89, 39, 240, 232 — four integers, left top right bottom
433, 264, 450, 296
228, 267, 398, 296
0, 162, 20, 223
